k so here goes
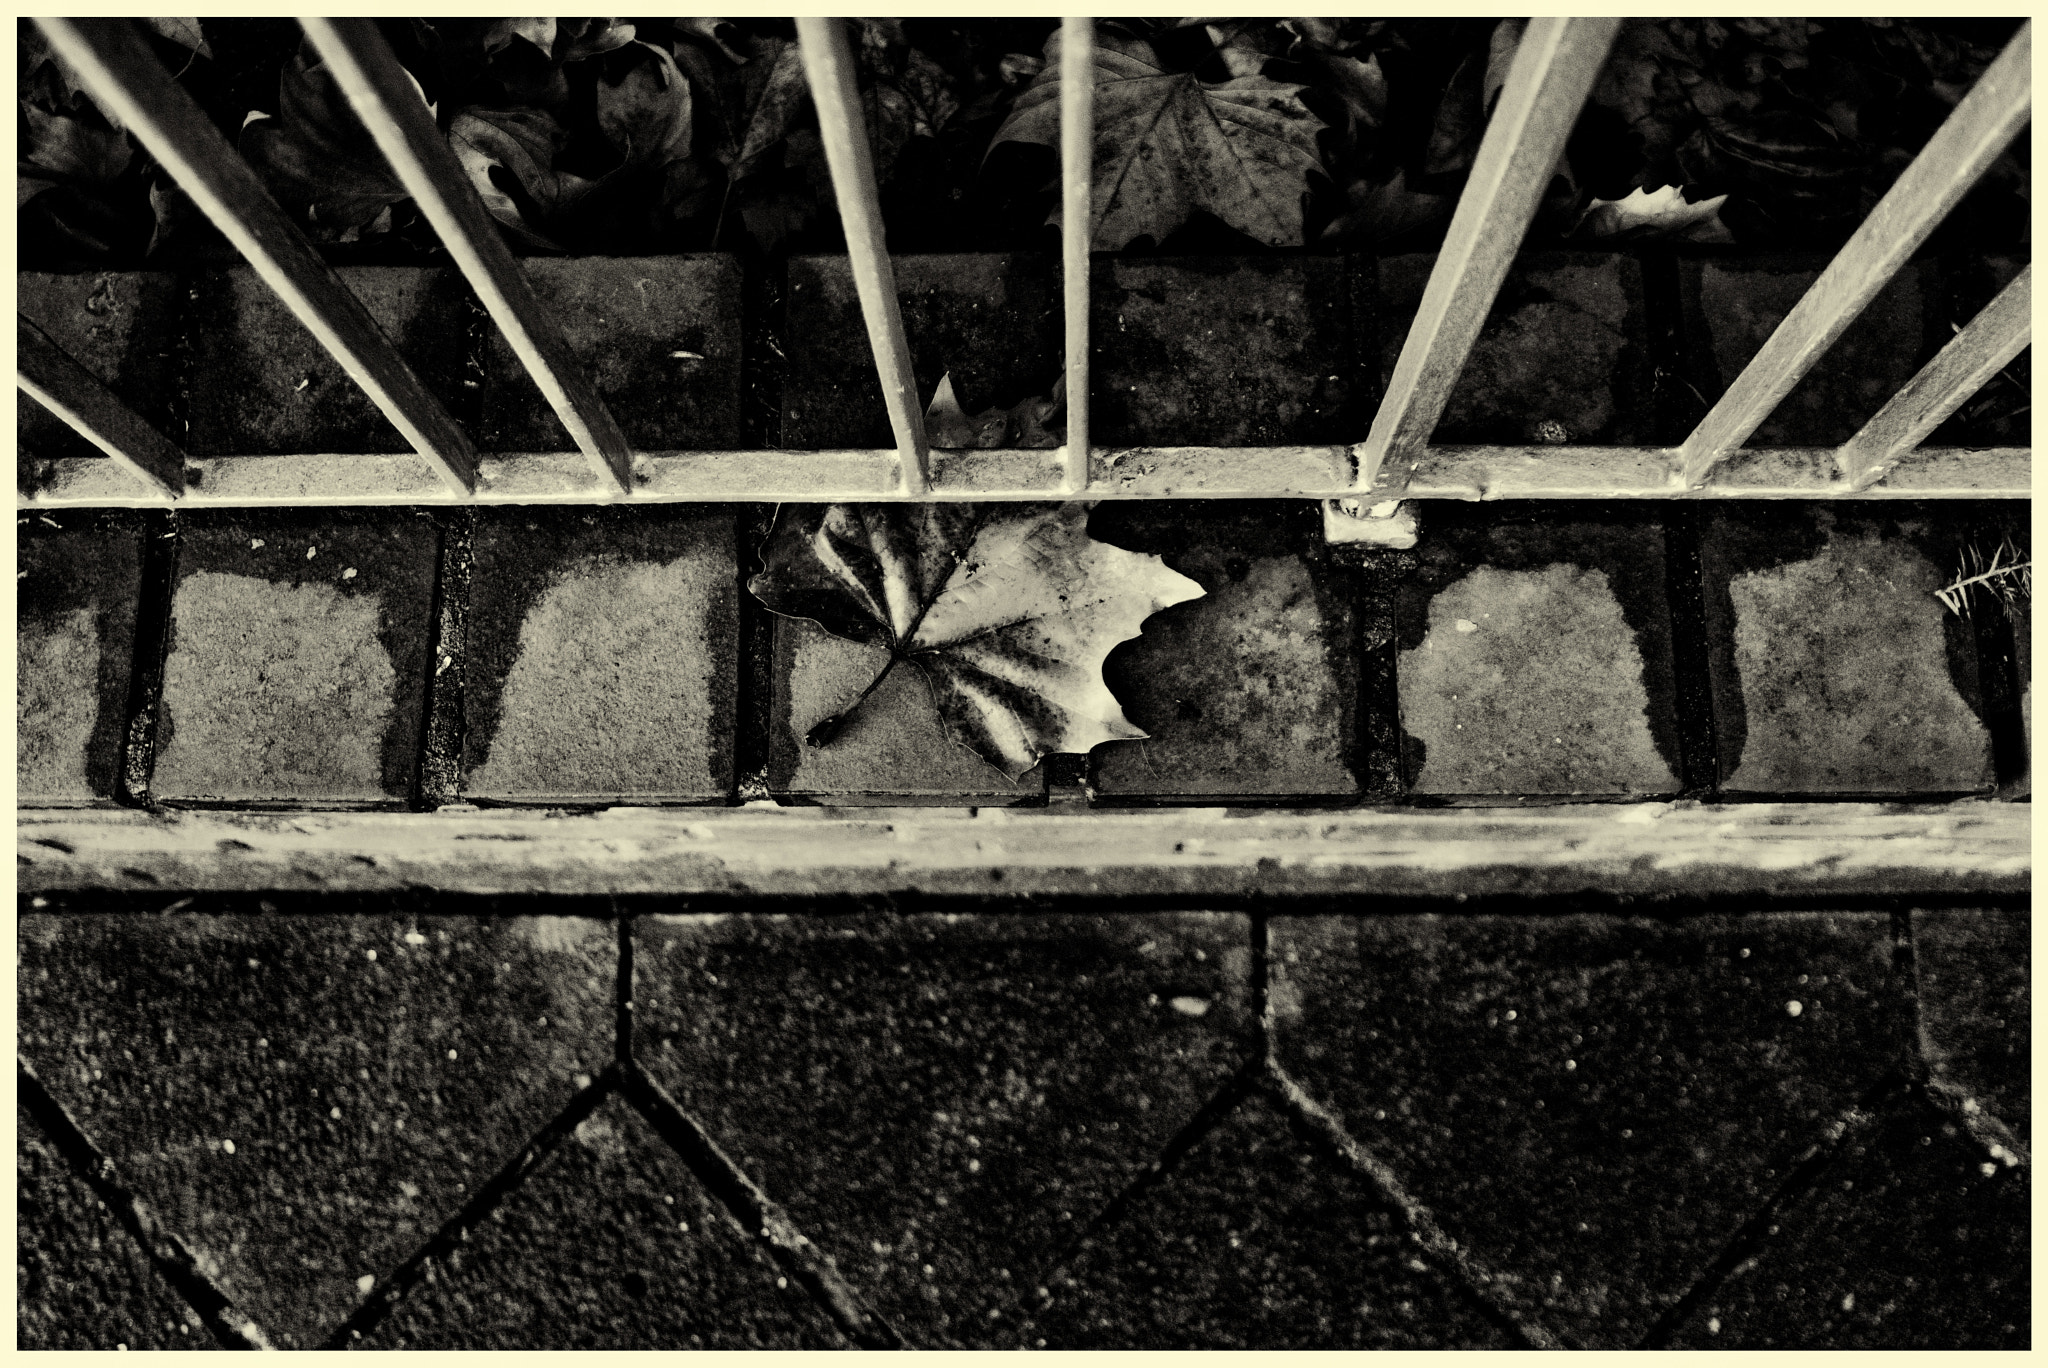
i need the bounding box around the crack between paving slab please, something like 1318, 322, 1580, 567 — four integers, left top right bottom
18, 1058, 271, 1350
1260, 1063, 1561, 1350
317, 1066, 617, 1348
1902, 910, 2030, 1169
1633, 1070, 1911, 1348
118, 509, 180, 811
621, 1064, 904, 1349
414, 505, 473, 809
616, 906, 635, 1067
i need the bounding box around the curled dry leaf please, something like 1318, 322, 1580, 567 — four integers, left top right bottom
240, 45, 419, 234
924, 372, 1065, 450
448, 105, 597, 250
994, 26, 1325, 249
750, 502, 1204, 779
1574, 184, 1732, 241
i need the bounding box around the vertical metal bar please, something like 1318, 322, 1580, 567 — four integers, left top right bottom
301, 18, 635, 493
36, 18, 478, 496
1354, 17, 1619, 492
795, 17, 929, 496
1059, 17, 1094, 496
1837, 265, 2030, 490
17, 317, 186, 498
1676, 20, 2030, 488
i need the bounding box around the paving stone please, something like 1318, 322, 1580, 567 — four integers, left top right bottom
17, 513, 145, 804
366, 1098, 841, 1349
768, 616, 1046, 804
463, 507, 739, 803
16, 911, 615, 1349
1011, 1097, 1511, 1350
780, 254, 1063, 448
1379, 251, 1651, 446
635, 912, 1255, 1346
1911, 908, 2029, 1137
479, 255, 743, 451
1269, 912, 1908, 1347
1089, 503, 1357, 799
151, 510, 440, 805
186, 266, 478, 456
18, 269, 184, 466
1667, 1103, 2028, 1349
1699, 506, 1993, 795
1679, 255, 1937, 447
1091, 256, 1374, 446
18, 1105, 206, 1350
1393, 505, 1681, 797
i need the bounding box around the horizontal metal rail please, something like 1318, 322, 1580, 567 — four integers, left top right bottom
1357, 17, 1621, 491
300, 18, 634, 494
16, 316, 187, 498
16, 801, 2030, 899
1676, 19, 2031, 487
20, 445, 2028, 509
34, 18, 480, 497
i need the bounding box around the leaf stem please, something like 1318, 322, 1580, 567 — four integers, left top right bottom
807, 649, 908, 748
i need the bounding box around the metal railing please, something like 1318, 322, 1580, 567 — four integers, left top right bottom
18, 16, 2034, 509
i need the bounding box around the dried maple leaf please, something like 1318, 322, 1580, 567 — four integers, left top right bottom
750, 503, 1204, 779
924, 372, 1065, 450
992, 26, 1326, 249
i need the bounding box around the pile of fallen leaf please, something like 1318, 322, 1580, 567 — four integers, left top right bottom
19, 16, 2029, 270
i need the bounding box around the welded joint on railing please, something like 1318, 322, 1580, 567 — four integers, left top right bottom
1354, 17, 1621, 492
1839, 264, 2031, 491
1675, 19, 2032, 489
301, 18, 635, 495
1059, 16, 1095, 497
796, 17, 930, 496
35, 18, 480, 499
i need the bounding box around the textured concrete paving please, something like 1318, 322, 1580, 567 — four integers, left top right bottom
1010, 1098, 1511, 1349
17, 912, 616, 1348
1666, 1106, 2027, 1349
1380, 251, 1651, 445
17, 514, 144, 804
151, 511, 439, 805
367, 1098, 841, 1350
1091, 502, 1357, 799
1395, 509, 1680, 797
1913, 908, 2029, 1136
634, 912, 1254, 1346
1269, 912, 1908, 1347
480, 255, 743, 451
1700, 508, 1993, 795
463, 507, 738, 803
186, 266, 477, 456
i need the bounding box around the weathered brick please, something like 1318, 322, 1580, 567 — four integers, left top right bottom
480, 255, 743, 451
1912, 908, 2029, 1136
780, 254, 1062, 448
18, 270, 183, 466
1011, 1097, 1511, 1349
1090, 503, 1357, 799
463, 507, 738, 803
366, 1099, 841, 1349
1380, 251, 1651, 445
634, 912, 1255, 1346
17, 513, 145, 804
1269, 912, 1908, 1347
1091, 256, 1374, 446
186, 266, 477, 456
768, 616, 1046, 804
1699, 507, 1993, 795
1679, 255, 1937, 447
18, 1105, 206, 1350
17, 911, 615, 1348
1394, 506, 1681, 797
1667, 1105, 2028, 1349
151, 511, 439, 805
